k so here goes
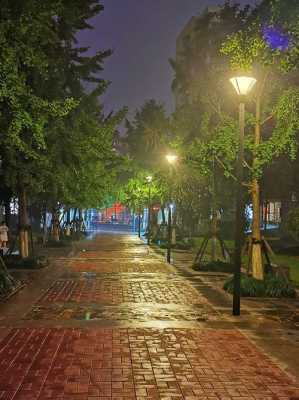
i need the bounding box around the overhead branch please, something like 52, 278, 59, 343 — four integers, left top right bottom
243, 160, 254, 171
261, 114, 274, 126
215, 155, 237, 182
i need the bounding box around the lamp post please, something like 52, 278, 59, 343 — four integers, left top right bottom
166, 154, 178, 263
230, 75, 257, 316
146, 175, 153, 245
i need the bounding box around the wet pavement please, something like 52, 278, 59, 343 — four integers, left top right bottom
0, 234, 298, 399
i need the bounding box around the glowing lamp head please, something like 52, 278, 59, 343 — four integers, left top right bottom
146, 175, 153, 183
229, 76, 257, 96
166, 154, 178, 164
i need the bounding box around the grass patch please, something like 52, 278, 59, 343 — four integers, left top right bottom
273, 254, 299, 285
191, 237, 299, 285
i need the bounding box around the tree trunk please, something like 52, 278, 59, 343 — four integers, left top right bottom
251, 179, 264, 280
78, 208, 83, 232
263, 201, 268, 231
138, 207, 141, 238
251, 96, 264, 280
4, 198, 11, 232
52, 208, 60, 242
66, 208, 71, 236
42, 205, 48, 245
18, 186, 29, 259
161, 205, 166, 225
211, 211, 218, 262
172, 209, 176, 245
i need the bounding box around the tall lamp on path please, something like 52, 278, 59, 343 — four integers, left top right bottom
230, 75, 257, 316
165, 154, 178, 263
146, 175, 153, 246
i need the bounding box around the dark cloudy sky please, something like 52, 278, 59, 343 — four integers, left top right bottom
78, 0, 257, 115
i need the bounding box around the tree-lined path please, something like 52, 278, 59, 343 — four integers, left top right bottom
0, 235, 298, 399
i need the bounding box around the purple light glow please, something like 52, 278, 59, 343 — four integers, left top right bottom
262, 26, 290, 52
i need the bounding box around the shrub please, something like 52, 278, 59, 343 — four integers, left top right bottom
223, 274, 265, 297
265, 274, 296, 298
223, 273, 296, 298
4, 255, 48, 269
45, 239, 70, 248
193, 261, 234, 273
285, 207, 299, 238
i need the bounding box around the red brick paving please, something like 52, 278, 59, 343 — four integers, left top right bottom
67, 261, 169, 273
38, 279, 207, 305
1, 235, 299, 399
78, 250, 149, 259
0, 328, 298, 400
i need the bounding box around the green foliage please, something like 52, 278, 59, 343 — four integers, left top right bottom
170, 2, 250, 102
119, 170, 163, 211
45, 239, 71, 248
0, 0, 127, 217
124, 100, 170, 170
193, 261, 234, 273
4, 255, 48, 269
221, 0, 299, 73
223, 273, 296, 297
224, 274, 263, 297
221, 29, 268, 72
265, 274, 296, 297
285, 207, 299, 237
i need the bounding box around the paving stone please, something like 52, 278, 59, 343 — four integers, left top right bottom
0, 328, 297, 399
1, 234, 299, 399
37, 278, 206, 305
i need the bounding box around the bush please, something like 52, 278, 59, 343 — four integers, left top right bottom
45, 239, 70, 248
174, 239, 193, 250
4, 255, 49, 269
265, 274, 296, 297
70, 231, 88, 241
223, 273, 296, 298
154, 238, 192, 250
193, 260, 234, 273
285, 207, 299, 238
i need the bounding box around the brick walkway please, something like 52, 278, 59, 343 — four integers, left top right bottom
0, 234, 298, 399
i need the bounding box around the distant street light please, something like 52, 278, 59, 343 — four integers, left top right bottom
230, 75, 257, 316
146, 175, 153, 245
165, 154, 178, 263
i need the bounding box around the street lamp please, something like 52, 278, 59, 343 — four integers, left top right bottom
146, 175, 153, 245
230, 75, 257, 316
166, 154, 178, 164
165, 154, 178, 263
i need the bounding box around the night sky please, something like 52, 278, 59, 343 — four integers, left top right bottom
78, 0, 257, 116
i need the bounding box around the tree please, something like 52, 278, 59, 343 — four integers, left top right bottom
169, 3, 247, 245
124, 100, 170, 170
0, 1, 126, 253
219, 0, 299, 279
0, 0, 80, 256
170, 2, 250, 109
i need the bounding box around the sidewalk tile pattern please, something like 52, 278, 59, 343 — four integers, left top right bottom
0, 328, 298, 400
79, 250, 149, 259
37, 279, 207, 305
25, 303, 217, 322
67, 261, 169, 274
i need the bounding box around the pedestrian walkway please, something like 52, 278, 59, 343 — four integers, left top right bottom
0, 234, 298, 399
